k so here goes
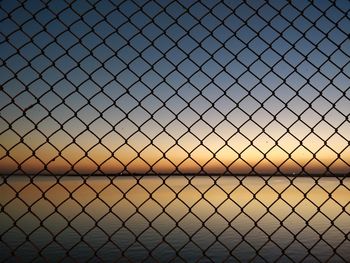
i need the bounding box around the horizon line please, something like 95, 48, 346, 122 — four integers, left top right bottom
1, 173, 350, 178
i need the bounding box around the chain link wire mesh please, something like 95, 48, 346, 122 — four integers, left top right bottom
1, 0, 350, 261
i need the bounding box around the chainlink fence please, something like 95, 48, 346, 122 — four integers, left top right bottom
1, 0, 350, 262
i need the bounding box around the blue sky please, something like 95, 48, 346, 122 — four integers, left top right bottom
0, 0, 350, 174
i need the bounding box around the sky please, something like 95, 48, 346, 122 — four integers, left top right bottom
0, 0, 350, 175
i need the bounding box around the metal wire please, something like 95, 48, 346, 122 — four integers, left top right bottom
0, 0, 350, 262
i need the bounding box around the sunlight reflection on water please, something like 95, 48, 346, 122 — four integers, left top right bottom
0, 175, 349, 262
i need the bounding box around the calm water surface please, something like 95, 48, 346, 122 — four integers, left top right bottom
1, 175, 349, 262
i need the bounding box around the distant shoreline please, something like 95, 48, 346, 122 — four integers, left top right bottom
1, 173, 349, 178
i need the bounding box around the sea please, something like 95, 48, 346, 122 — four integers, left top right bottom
0, 175, 349, 262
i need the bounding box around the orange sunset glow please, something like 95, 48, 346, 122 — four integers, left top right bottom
1, 123, 349, 175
